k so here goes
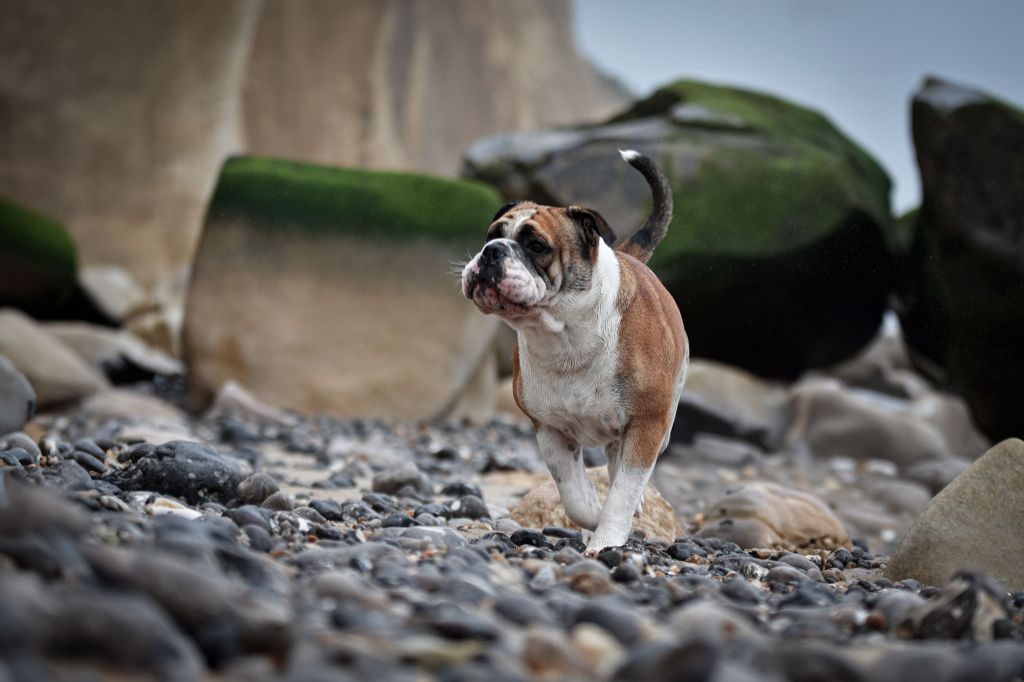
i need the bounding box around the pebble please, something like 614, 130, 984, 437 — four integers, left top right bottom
3, 389, 1016, 681
446, 495, 490, 520
236, 472, 280, 505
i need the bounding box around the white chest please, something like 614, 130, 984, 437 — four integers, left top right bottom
518, 332, 624, 447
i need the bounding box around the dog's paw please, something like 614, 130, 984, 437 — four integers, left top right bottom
634, 492, 645, 518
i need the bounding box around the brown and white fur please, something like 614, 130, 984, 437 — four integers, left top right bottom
461, 150, 688, 555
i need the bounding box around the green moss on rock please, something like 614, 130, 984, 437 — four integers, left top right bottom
616, 80, 892, 263
209, 157, 502, 247
0, 199, 77, 314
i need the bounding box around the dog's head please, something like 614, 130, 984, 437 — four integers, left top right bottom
461, 201, 616, 322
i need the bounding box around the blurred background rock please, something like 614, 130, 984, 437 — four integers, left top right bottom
1, 0, 1021, 438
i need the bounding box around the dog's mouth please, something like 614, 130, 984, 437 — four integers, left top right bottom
469, 283, 534, 317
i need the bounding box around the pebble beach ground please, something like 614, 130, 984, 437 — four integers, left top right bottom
2, 378, 1023, 682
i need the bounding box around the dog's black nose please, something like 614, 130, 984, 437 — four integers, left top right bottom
481, 241, 507, 265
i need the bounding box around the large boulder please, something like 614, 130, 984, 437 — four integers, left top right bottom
885, 439, 1024, 591
184, 157, 502, 421
897, 77, 1024, 441
465, 79, 895, 379
0, 199, 77, 316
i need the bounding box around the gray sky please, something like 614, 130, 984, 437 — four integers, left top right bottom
573, 0, 1024, 213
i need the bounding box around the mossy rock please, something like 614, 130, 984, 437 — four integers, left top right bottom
464, 79, 894, 379
186, 157, 504, 421
208, 156, 500, 246
0, 199, 77, 315
898, 77, 1024, 441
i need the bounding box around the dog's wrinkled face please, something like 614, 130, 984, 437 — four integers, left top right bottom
461, 201, 615, 321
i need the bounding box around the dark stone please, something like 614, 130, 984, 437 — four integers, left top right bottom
903, 571, 1010, 640
612, 637, 718, 682
306, 498, 342, 521
340, 500, 382, 522
45, 459, 94, 491
761, 642, 866, 682
440, 481, 483, 499
71, 449, 106, 473
494, 594, 556, 626
510, 529, 553, 549
292, 506, 327, 524
543, 526, 582, 540
1, 448, 35, 466
573, 597, 643, 646
554, 537, 587, 553
242, 524, 274, 553
780, 581, 840, 608
324, 470, 356, 488
260, 490, 293, 511
362, 492, 398, 514
371, 464, 432, 498
415, 503, 448, 518
383, 513, 420, 527
666, 542, 705, 561
73, 439, 106, 460
721, 575, 761, 605
423, 603, 499, 641
445, 495, 489, 520
596, 547, 624, 568
224, 505, 271, 533
612, 563, 642, 583
105, 440, 244, 505
236, 472, 279, 505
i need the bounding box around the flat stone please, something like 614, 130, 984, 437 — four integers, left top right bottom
697, 481, 850, 550
509, 468, 682, 543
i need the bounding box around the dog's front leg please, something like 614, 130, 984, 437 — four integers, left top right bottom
537, 425, 602, 530
584, 419, 664, 555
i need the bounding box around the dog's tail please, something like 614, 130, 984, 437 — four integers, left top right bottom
615, 149, 673, 264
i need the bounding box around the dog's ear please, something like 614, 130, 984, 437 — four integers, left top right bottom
567, 206, 616, 259
491, 200, 523, 224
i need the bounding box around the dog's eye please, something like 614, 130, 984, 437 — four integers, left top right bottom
526, 239, 548, 254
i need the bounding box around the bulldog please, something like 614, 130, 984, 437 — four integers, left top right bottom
462, 150, 688, 555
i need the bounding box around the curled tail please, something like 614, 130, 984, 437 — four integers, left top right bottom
616, 149, 673, 263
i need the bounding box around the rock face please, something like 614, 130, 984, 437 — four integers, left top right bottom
0, 0, 255, 288
466, 79, 894, 379
696, 481, 850, 550
0, 1, 624, 289
509, 468, 683, 543
898, 77, 1024, 441
886, 439, 1024, 591
243, 0, 626, 177
0, 199, 77, 316
0, 308, 109, 407
184, 157, 502, 420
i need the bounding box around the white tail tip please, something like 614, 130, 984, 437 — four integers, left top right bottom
619, 149, 641, 162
